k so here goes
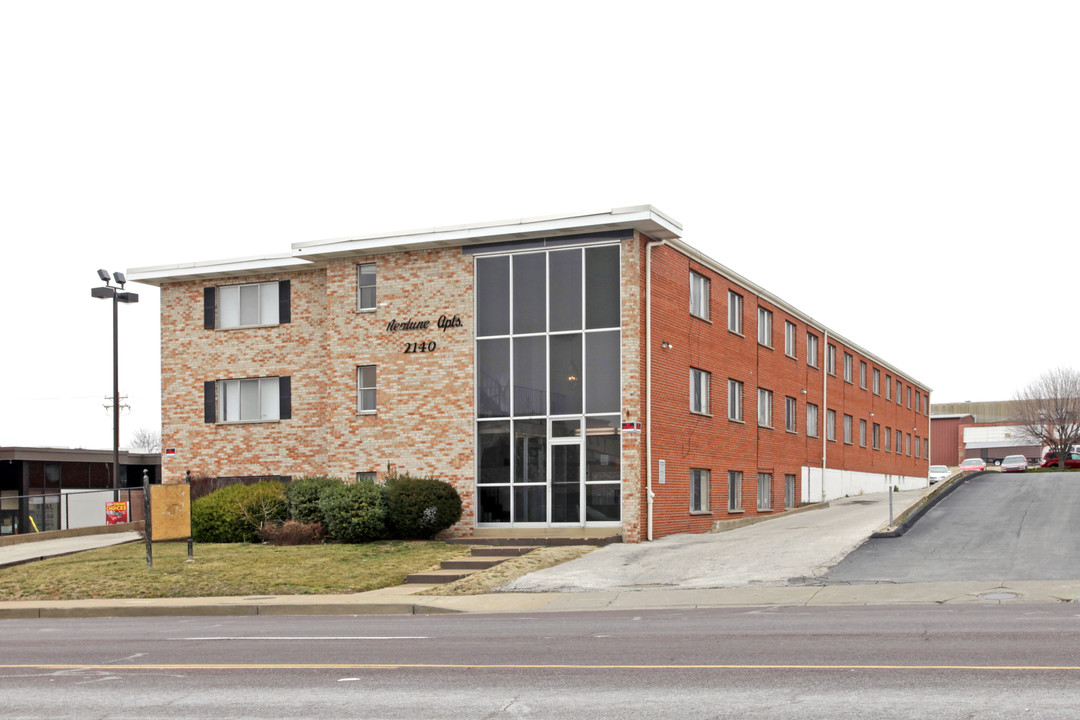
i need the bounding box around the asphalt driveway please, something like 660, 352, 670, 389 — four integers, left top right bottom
826, 471, 1080, 583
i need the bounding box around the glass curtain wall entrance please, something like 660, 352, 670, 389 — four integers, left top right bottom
475, 244, 621, 527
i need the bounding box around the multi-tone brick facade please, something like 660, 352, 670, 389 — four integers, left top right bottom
132, 206, 929, 543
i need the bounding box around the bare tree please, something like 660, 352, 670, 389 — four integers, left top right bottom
1011, 367, 1080, 468
130, 428, 162, 453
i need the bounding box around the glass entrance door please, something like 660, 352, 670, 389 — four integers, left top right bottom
550, 442, 582, 524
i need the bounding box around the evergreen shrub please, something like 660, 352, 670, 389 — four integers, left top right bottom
318, 481, 388, 543
286, 476, 343, 524
191, 481, 288, 543
384, 472, 462, 539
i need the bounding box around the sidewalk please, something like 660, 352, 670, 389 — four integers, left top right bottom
4, 484, 1078, 618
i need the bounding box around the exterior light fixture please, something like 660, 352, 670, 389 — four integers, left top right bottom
91, 269, 139, 501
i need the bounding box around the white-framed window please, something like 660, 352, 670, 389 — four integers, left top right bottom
843, 353, 853, 383
728, 470, 742, 511
807, 333, 819, 368
728, 379, 743, 421
757, 307, 773, 347
807, 403, 819, 437
357, 263, 377, 311
690, 271, 710, 320
356, 471, 377, 484
728, 291, 743, 334
859, 418, 867, 447
218, 281, 279, 329
827, 344, 837, 375
873, 368, 880, 395
690, 368, 710, 415
827, 409, 836, 441
885, 375, 892, 400
784, 321, 797, 358
873, 423, 880, 449
844, 414, 853, 444
357, 365, 377, 413
859, 361, 867, 389
757, 473, 772, 511
758, 388, 773, 428
896, 379, 902, 405
690, 468, 710, 512
785, 396, 797, 433
218, 377, 280, 422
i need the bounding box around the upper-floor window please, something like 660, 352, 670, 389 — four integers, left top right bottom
826, 409, 837, 441
728, 379, 743, 421
826, 344, 837, 375
357, 263, 377, 311
873, 422, 881, 449
906, 386, 912, 409
859, 418, 867, 447
896, 379, 903, 405
784, 321, 797, 358
807, 403, 819, 437
357, 365, 377, 413
690, 271, 710, 320
728, 291, 743, 334
206, 281, 289, 330
873, 368, 880, 395
860, 361, 867, 389
757, 307, 773, 347
807, 333, 819, 368
843, 414, 853, 444
206, 376, 290, 423
896, 429, 903, 454
785, 396, 797, 433
885, 374, 892, 400
758, 388, 773, 428
843, 353, 853, 383
691, 368, 710, 415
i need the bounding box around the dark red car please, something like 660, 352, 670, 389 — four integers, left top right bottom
1040, 452, 1080, 469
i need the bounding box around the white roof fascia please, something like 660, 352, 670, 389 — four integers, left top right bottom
291, 205, 682, 260
128, 254, 320, 286
666, 237, 932, 393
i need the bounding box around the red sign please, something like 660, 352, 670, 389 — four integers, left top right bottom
105, 501, 129, 525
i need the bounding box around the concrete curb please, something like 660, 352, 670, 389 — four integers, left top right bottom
870, 471, 983, 538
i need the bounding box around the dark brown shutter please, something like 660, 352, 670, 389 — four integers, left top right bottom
204, 287, 216, 329
204, 381, 216, 423
279, 376, 291, 420
279, 280, 291, 324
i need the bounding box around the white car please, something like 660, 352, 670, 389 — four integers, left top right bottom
928, 465, 951, 484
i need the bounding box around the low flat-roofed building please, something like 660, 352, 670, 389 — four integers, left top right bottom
131, 206, 930, 541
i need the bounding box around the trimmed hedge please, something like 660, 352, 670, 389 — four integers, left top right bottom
286, 476, 343, 525
384, 473, 462, 539
318, 481, 388, 543
191, 481, 288, 543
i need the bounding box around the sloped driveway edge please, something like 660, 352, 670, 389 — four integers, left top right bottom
870, 471, 983, 538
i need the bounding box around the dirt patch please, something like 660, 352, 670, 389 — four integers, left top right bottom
418, 545, 596, 596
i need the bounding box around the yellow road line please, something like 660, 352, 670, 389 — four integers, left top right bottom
3, 663, 1080, 671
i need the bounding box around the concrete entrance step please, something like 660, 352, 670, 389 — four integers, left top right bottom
447, 534, 621, 548
406, 546, 540, 585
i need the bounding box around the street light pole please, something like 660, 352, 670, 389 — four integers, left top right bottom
91, 270, 138, 502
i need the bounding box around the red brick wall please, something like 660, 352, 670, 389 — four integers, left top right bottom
642, 243, 929, 539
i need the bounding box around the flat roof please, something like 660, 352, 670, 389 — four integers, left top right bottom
126, 205, 930, 390
128, 206, 681, 285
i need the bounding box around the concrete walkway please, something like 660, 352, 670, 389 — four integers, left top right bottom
4, 484, 1079, 618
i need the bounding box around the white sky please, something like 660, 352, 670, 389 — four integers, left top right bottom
2, 1, 1077, 450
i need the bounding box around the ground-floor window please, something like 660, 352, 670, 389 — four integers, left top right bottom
690, 469, 710, 512
757, 473, 772, 510
784, 474, 796, 509
728, 471, 743, 511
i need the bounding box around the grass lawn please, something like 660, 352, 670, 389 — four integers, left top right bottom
0, 540, 472, 601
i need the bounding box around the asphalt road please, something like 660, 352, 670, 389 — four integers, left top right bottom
826, 471, 1080, 584
4, 606, 1080, 718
